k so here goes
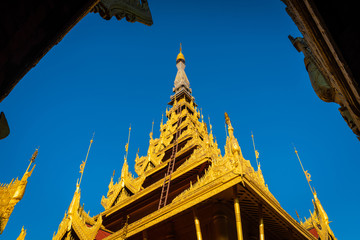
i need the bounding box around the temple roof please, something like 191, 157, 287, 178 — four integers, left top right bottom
52, 48, 336, 240
95, 50, 318, 239
53, 185, 103, 240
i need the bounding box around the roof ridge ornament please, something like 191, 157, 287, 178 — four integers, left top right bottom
78, 133, 95, 191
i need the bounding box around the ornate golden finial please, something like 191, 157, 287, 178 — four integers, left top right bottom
16, 226, 26, 240
295, 210, 302, 223
176, 43, 185, 62
124, 125, 132, 163
150, 121, 154, 140
251, 132, 260, 168
224, 112, 231, 126
20, 149, 37, 183
25, 147, 38, 173
78, 132, 95, 189
30, 147, 38, 163
208, 116, 212, 133
224, 112, 233, 138
293, 146, 314, 195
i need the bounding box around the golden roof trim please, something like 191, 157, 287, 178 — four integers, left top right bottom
104, 165, 316, 240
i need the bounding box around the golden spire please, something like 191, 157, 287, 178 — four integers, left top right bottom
121, 125, 132, 180
224, 112, 234, 136
224, 112, 231, 126
16, 226, 26, 240
78, 133, 95, 189
0, 149, 37, 234
208, 116, 212, 133
251, 132, 260, 168
25, 147, 38, 173
293, 146, 314, 195
176, 43, 185, 63
294, 146, 337, 240
124, 125, 132, 162
150, 121, 154, 140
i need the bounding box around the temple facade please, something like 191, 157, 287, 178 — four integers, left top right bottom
53, 49, 335, 240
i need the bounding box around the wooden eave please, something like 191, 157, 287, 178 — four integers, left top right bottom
242, 175, 316, 239
104, 169, 316, 240
101, 153, 210, 218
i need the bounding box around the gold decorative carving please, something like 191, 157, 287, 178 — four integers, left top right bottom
102, 158, 145, 209
173, 113, 279, 206
103, 85, 218, 212
301, 192, 336, 240
53, 186, 103, 240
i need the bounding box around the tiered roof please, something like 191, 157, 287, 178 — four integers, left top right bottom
53, 47, 336, 240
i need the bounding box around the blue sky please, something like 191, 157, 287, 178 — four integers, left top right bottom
1, 0, 359, 239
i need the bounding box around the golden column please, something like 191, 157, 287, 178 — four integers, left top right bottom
212, 202, 229, 240
233, 194, 243, 240
259, 203, 265, 240
193, 208, 203, 240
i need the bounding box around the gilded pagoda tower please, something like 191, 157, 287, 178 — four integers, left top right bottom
53, 48, 336, 240
0, 149, 37, 234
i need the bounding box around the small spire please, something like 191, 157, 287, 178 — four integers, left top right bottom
224, 112, 234, 137
24, 148, 38, 177
78, 133, 95, 190
121, 125, 132, 180
124, 125, 132, 162
208, 116, 212, 133
293, 146, 314, 195
150, 121, 154, 140
251, 131, 260, 168
176, 43, 185, 63
16, 226, 26, 240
